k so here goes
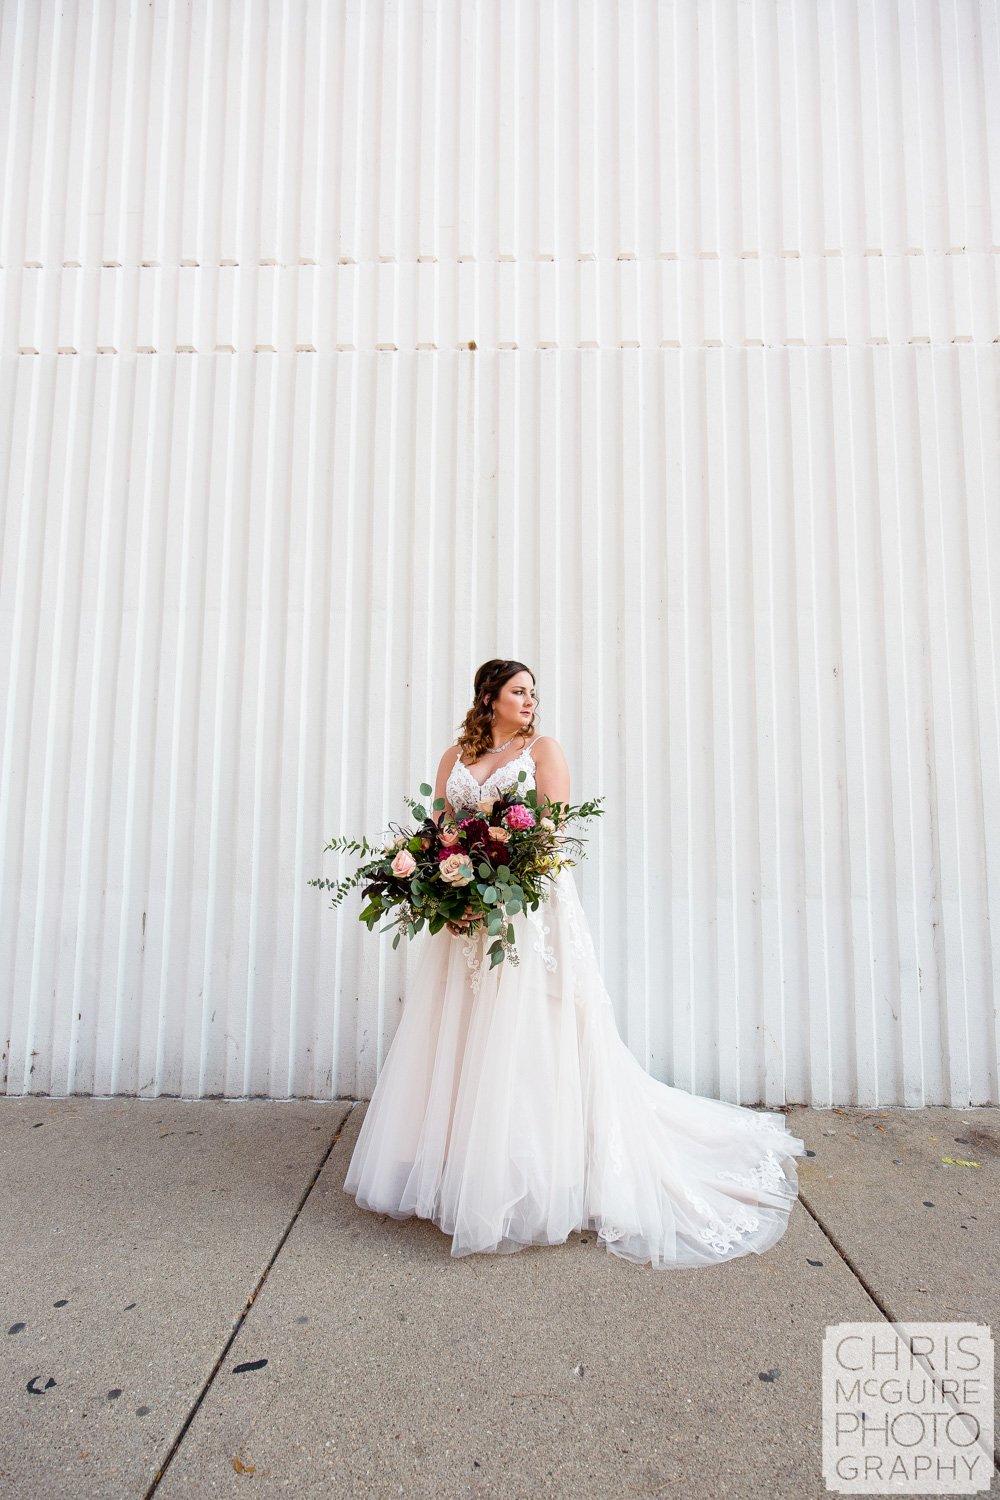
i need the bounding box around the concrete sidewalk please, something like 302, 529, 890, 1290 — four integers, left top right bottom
2, 1098, 997, 1499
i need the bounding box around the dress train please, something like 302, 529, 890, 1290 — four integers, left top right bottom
343, 863, 806, 1269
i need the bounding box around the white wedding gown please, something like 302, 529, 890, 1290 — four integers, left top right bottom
343, 740, 807, 1268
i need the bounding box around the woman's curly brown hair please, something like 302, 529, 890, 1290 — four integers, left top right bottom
456, 659, 540, 763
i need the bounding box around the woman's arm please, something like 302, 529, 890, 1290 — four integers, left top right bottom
532, 737, 570, 812
432, 744, 462, 825
433, 744, 472, 933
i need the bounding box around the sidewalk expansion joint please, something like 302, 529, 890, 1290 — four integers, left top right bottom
794, 1189, 899, 1320
795, 1186, 1000, 1486
142, 1101, 359, 1498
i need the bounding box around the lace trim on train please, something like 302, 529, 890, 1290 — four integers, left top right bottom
681, 1184, 763, 1255
460, 931, 484, 1000
682, 1148, 789, 1255
594, 1138, 790, 1257
596, 1123, 772, 1255
717, 1148, 787, 1195
595, 1117, 630, 1244
736, 1112, 798, 1142
526, 905, 557, 972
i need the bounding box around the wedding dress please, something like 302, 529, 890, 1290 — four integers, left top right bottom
342, 739, 807, 1267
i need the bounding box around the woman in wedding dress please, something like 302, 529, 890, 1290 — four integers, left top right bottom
343, 658, 807, 1268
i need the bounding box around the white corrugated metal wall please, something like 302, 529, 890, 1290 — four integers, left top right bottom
1, 0, 997, 1106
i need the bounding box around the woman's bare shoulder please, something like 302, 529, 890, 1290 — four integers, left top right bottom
530, 735, 566, 760
436, 742, 464, 771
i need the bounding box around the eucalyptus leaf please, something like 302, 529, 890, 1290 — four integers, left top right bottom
419, 782, 432, 796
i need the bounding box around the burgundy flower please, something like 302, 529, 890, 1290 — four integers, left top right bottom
458, 816, 491, 847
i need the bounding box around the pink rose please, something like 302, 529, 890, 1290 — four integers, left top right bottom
488, 826, 510, 845
439, 828, 461, 847
503, 803, 536, 831
390, 849, 416, 878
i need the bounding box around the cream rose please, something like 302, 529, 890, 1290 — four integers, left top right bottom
438, 853, 474, 886
540, 816, 556, 833
488, 826, 510, 845
477, 794, 499, 814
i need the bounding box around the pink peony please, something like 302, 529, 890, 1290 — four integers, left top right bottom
503, 803, 536, 831
390, 848, 416, 878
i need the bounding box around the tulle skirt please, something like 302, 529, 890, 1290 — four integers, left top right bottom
342, 867, 807, 1268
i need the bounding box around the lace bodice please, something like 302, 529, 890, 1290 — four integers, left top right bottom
446, 739, 538, 811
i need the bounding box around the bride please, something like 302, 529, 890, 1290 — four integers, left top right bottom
343, 658, 806, 1267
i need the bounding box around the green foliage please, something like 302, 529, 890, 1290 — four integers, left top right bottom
310, 775, 607, 976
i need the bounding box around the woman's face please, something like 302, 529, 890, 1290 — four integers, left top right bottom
488, 671, 537, 729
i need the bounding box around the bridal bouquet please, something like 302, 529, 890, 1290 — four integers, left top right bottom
310, 771, 604, 971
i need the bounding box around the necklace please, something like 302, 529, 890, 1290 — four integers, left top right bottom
486, 731, 521, 753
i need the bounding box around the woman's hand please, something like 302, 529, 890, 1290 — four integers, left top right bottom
445, 912, 476, 935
